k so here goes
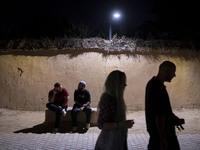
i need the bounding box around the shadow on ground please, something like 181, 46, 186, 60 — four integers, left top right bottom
14, 122, 97, 134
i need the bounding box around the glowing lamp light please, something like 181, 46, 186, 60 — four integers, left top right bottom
113, 13, 120, 19
109, 12, 121, 41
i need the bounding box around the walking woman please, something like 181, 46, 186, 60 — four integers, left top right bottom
95, 70, 134, 150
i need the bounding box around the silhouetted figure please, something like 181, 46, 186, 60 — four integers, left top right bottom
46, 82, 69, 133
71, 81, 92, 132
95, 70, 134, 150
145, 61, 185, 150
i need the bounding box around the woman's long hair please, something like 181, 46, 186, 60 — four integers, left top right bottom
99, 70, 127, 121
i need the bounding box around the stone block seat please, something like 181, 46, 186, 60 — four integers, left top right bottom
45, 107, 99, 126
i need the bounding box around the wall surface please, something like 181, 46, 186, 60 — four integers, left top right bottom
0, 51, 200, 110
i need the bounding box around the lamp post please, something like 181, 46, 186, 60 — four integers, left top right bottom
109, 12, 121, 41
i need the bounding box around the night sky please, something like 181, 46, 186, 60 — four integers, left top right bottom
0, 0, 199, 40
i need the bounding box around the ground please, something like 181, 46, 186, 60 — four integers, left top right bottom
0, 108, 199, 135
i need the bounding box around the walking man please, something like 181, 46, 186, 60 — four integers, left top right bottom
145, 61, 185, 150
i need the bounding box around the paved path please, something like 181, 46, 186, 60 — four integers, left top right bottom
0, 133, 200, 150
0, 108, 200, 149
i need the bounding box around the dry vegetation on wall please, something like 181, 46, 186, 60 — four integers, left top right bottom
0, 37, 200, 59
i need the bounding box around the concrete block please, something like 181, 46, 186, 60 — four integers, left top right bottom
45, 107, 99, 125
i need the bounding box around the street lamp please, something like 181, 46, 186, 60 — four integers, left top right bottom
109, 12, 121, 41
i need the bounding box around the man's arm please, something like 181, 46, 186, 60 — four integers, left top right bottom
62, 96, 69, 107
74, 90, 82, 106
156, 115, 168, 150
61, 88, 70, 107
48, 90, 56, 103
74, 100, 82, 106
83, 101, 90, 107
83, 90, 91, 107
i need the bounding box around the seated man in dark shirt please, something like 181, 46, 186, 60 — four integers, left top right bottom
71, 81, 91, 132
46, 82, 69, 133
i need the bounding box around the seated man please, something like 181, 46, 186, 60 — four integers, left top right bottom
71, 81, 92, 131
46, 82, 69, 133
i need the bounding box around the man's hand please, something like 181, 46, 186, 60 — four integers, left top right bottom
53, 89, 57, 95
83, 103, 88, 107
176, 125, 184, 131
80, 107, 84, 111
175, 118, 185, 132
